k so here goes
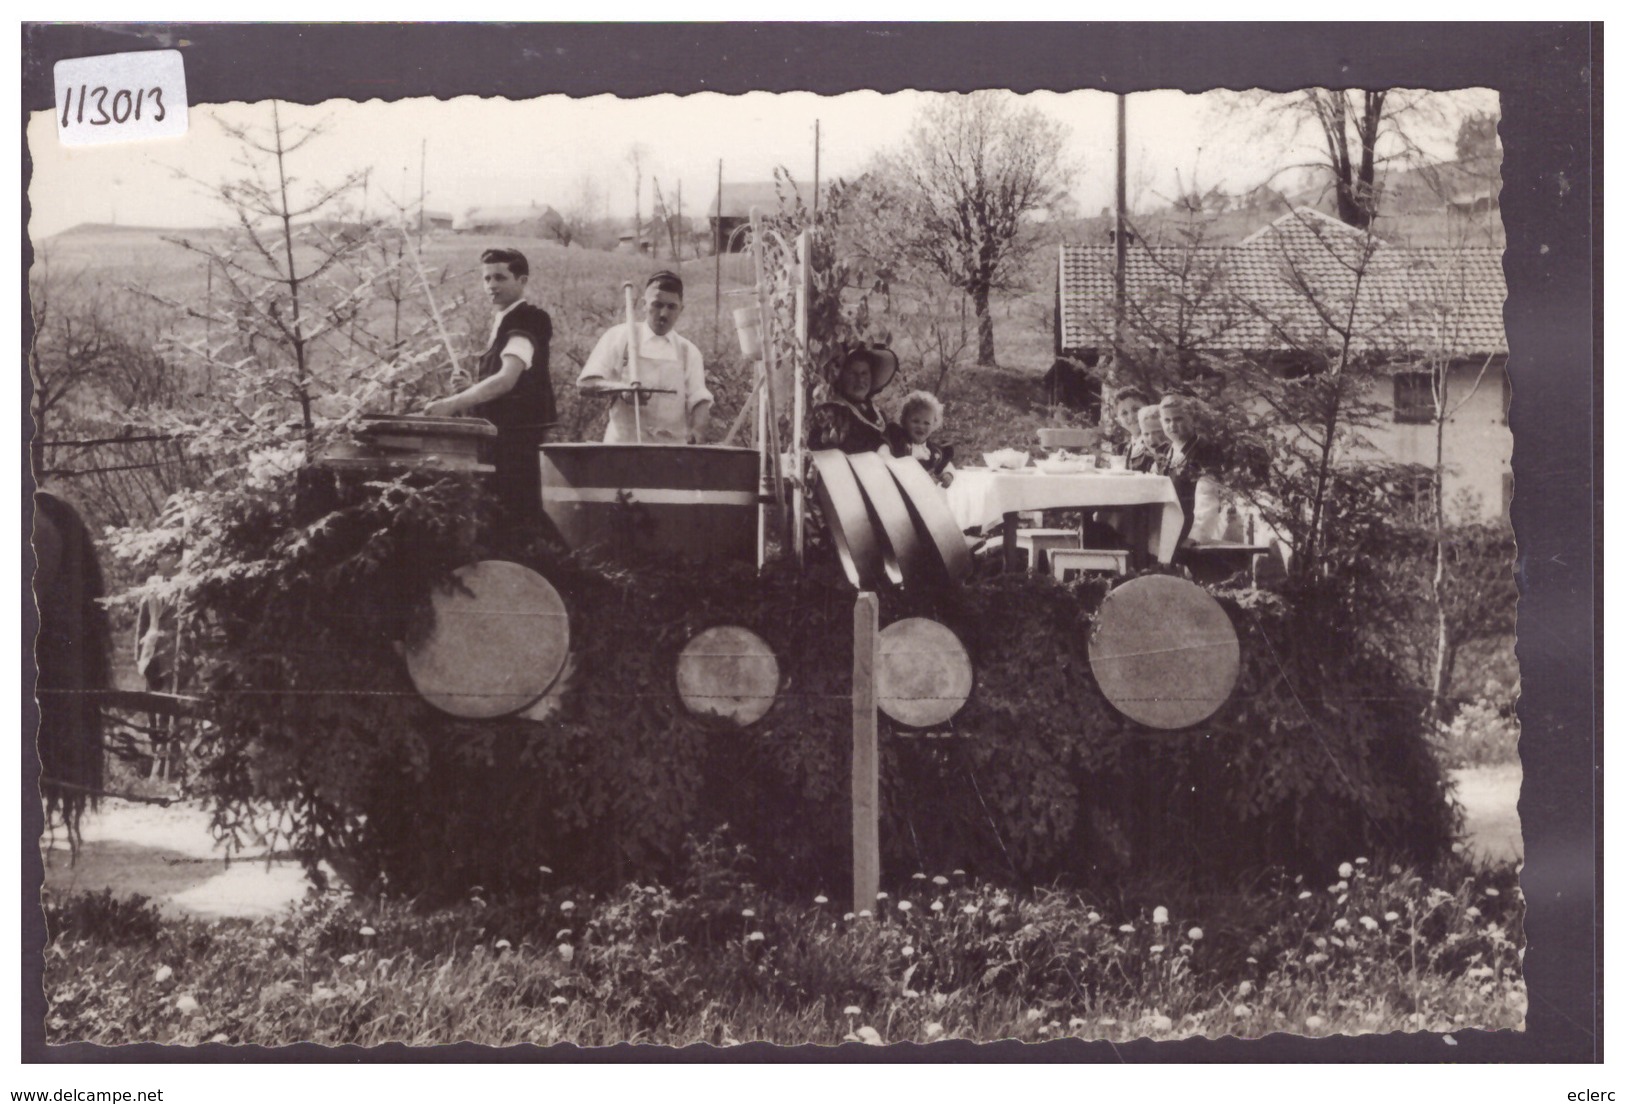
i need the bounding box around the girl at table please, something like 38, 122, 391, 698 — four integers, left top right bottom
809, 345, 899, 454
885, 390, 956, 486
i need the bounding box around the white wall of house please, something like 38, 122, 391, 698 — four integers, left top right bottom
1356, 360, 1512, 524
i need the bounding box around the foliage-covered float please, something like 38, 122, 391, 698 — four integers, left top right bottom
158, 210, 1455, 906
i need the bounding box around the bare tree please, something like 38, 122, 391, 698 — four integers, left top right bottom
626, 143, 649, 254
559, 174, 601, 249
866, 92, 1074, 366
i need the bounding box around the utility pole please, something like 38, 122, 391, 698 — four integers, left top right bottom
1114, 92, 1127, 370
812, 119, 821, 223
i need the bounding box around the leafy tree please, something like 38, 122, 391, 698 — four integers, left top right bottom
864, 91, 1073, 367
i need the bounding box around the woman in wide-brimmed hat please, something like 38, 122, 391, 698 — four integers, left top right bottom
808, 344, 899, 455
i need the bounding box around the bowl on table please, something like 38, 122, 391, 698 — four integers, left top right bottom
982, 449, 1031, 471
1036, 455, 1092, 474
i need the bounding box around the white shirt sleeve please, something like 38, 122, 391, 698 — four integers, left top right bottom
682, 338, 713, 410
577, 325, 627, 387
499, 333, 534, 369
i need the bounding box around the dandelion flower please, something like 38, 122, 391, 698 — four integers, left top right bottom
1188, 927, 1203, 941
175, 994, 200, 1015
858, 909, 873, 919
495, 939, 512, 951
747, 931, 765, 943
1150, 944, 1165, 954
153, 965, 173, 983
963, 904, 978, 915
912, 872, 927, 881
1234, 1004, 1253, 1018
1485, 887, 1500, 897
1333, 918, 1351, 933
856, 1026, 884, 1046
549, 996, 568, 1007
1119, 923, 1135, 934
931, 901, 945, 913
994, 896, 1010, 908
538, 865, 553, 875
1086, 911, 1101, 923
1237, 980, 1254, 997
1338, 862, 1354, 879
1359, 916, 1379, 931
359, 926, 376, 937
844, 912, 856, 922
556, 929, 573, 940
1384, 911, 1401, 922
1305, 1014, 1325, 1030
897, 900, 913, 913
1026, 1009, 1042, 1022
876, 892, 889, 901
901, 945, 915, 957
844, 1005, 862, 1016
953, 869, 966, 877
1314, 937, 1328, 950
814, 895, 829, 905
741, 908, 756, 918
932, 875, 949, 886
1355, 857, 1369, 866
339, 953, 357, 966
1152, 906, 1169, 925
1298, 891, 1313, 900
558, 943, 575, 962
560, 901, 575, 913
925, 1022, 944, 1040
1179, 944, 1193, 955
1246, 956, 1258, 965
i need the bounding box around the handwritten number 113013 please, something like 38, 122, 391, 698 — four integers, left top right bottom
60, 84, 167, 128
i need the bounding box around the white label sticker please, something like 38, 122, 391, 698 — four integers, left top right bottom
54, 50, 188, 147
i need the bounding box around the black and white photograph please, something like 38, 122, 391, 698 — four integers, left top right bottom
21, 22, 1595, 1069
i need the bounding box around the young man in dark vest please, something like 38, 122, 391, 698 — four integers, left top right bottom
425, 247, 555, 528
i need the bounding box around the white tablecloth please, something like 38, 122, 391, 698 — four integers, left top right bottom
946, 468, 1185, 564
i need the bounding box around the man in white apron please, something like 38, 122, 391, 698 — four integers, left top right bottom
577, 271, 713, 444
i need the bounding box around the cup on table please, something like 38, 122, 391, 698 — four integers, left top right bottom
1106, 453, 1128, 471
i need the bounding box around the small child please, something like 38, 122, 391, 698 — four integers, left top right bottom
886, 390, 956, 486
1129, 402, 1170, 473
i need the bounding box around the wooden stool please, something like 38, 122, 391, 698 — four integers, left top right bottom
1051, 547, 1130, 581
1017, 528, 1082, 574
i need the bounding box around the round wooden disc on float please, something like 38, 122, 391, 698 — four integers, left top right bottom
406, 560, 570, 719
1087, 575, 1241, 730
811, 449, 885, 589
675, 626, 780, 725
882, 455, 973, 584
877, 617, 973, 728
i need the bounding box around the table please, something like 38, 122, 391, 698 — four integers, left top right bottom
945, 468, 1185, 571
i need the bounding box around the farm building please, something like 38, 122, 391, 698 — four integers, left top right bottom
708, 180, 817, 253
1056, 207, 1510, 523
456, 202, 565, 240
422, 209, 455, 233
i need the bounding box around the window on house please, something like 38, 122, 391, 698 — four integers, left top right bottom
1394, 472, 1439, 524
1393, 371, 1437, 424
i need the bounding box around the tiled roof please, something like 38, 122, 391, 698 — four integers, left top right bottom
1058, 207, 1507, 359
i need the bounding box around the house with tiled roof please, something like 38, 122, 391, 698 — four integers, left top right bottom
1055, 208, 1510, 522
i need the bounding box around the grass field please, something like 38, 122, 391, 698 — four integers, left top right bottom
43, 842, 1523, 1047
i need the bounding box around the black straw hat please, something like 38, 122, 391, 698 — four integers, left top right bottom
836, 344, 899, 398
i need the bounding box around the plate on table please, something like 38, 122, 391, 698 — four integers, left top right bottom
1035, 459, 1091, 475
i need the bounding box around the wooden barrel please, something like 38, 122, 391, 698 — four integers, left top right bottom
320, 413, 496, 472
539, 444, 760, 564
882, 455, 973, 584
1088, 575, 1240, 730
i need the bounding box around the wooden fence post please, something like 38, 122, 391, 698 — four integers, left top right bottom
852, 591, 880, 913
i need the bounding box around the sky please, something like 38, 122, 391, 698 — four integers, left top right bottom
26, 87, 1497, 240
